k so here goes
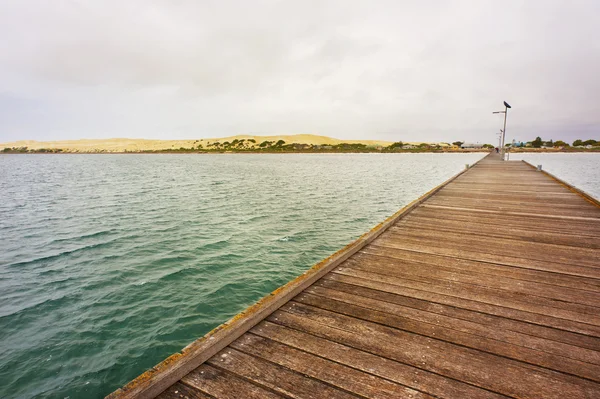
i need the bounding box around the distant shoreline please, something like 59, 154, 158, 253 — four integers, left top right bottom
3, 134, 598, 154
1, 148, 599, 155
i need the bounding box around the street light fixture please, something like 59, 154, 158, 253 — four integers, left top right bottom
493, 101, 511, 160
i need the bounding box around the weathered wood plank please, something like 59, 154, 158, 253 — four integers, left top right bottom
436, 188, 586, 201
155, 382, 213, 399
271, 303, 600, 399
381, 228, 600, 266
323, 273, 600, 337
407, 206, 600, 236
361, 245, 600, 292
249, 321, 508, 399
332, 266, 600, 326
349, 250, 600, 306
425, 196, 599, 212
182, 364, 283, 399
315, 278, 600, 351
421, 203, 600, 221
205, 348, 358, 399
374, 235, 600, 278
294, 291, 600, 379
394, 218, 600, 249
303, 284, 600, 363
230, 333, 433, 399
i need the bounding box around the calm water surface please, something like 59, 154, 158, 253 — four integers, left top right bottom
2, 151, 558, 399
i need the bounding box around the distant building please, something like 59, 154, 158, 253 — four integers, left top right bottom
461, 143, 484, 149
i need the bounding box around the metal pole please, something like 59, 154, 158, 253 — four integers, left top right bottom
493, 102, 511, 160
500, 105, 508, 160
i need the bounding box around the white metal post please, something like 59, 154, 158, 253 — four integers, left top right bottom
500, 105, 508, 160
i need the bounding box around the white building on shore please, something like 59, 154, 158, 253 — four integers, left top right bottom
461, 143, 484, 149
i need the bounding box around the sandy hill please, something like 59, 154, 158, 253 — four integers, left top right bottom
1, 134, 400, 152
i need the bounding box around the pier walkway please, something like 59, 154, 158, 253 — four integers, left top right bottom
109, 153, 600, 399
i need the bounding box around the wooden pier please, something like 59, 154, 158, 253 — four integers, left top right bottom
109, 153, 600, 399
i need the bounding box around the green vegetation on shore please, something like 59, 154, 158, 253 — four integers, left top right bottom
2, 141, 458, 154
2, 137, 599, 154
2, 147, 65, 153
512, 137, 599, 149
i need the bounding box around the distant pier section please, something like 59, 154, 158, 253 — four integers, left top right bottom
108, 152, 600, 399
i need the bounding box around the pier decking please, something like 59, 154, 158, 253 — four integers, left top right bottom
109, 153, 600, 399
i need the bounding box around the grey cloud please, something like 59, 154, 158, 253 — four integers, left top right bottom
0, 0, 599, 143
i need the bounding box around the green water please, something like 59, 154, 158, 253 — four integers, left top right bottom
0, 153, 486, 398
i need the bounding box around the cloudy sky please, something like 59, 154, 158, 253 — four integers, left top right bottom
1, 0, 598, 144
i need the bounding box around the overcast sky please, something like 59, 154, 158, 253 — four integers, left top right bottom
1, 0, 598, 144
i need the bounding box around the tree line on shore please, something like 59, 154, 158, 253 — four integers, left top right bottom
504, 137, 599, 148
2, 137, 598, 154
1, 141, 460, 153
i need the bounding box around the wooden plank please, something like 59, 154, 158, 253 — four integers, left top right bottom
374, 235, 600, 279
421, 204, 600, 221
380, 229, 600, 269
422, 199, 600, 218
332, 265, 600, 326
450, 181, 564, 186
393, 218, 600, 249
442, 190, 578, 198
182, 364, 283, 399
434, 193, 588, 206
436, 187, 583, 199
323, 273, 600, 337
156, 382, 213, 399
356, 249, 600, 305
294, 289, 600, 376
270, 303, 600, 399
407, 206, 600, 236
205, 348, 359, 399
427, 194, 596, 208
229, 333, 433, 399
250, 321, 507, 399
361, 245, 600, 292
315, 278, 600, 351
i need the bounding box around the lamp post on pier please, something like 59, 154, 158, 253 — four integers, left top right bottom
497, 129, 503, 150
493, 101, 511, 160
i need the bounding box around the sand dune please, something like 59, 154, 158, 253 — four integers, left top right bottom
1, 134, 398, 152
